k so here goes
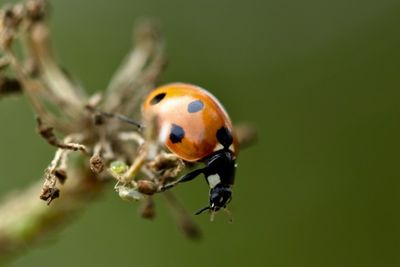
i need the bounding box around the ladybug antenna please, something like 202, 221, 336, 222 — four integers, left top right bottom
195, 205, 210, 215
94, 109, 143, 129
210, 210, 216, 222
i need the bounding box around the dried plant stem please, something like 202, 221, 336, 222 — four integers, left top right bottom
0, 0, 257, 263
0, 158, 103, 263
2, 49, 56, 125
26, 20, 85, 109
104, 20, 165, 114
0, 1, 168, 262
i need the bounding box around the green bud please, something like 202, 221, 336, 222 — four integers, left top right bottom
110, 160, 128, 175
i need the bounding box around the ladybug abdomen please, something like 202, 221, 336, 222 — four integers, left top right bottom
142, 83, 237, 162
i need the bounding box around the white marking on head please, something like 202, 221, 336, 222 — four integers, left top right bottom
229, 144, 234, 151
210, 211, 216, 222
207, 174, 221, 188
213, 143, 224, 152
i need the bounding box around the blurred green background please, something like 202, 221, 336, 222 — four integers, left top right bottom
1, 0, 400, 266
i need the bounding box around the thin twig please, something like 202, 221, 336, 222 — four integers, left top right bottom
24, 1, 86, 108
36, 117, 88, 153
104, 20, 165, 115
2, 49, 59, 126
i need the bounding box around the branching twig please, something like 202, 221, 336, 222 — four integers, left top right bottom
104, 20, 166, 115
26, 15, 86, 108
36, 117, 88, 153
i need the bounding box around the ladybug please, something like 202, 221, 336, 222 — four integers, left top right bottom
142, 83, 238, 215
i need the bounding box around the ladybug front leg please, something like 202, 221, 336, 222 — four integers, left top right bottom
160, 167, 206, 191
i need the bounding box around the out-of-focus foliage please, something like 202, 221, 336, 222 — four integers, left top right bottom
0, 0, 399, 266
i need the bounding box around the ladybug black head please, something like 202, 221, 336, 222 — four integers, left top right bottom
195, 184, 232, 218
209, 185, 232, 211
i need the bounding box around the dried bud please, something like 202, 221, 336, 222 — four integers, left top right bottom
90, 154, 105, 173
0, 76, 21, 96
180, 218, 202, 240
93, 113, 104, 125
0, 4, 26, 49
12, 4, 25, 21
40, 186, 60, 205
147, 153, 184, 184
1, 6, 21, 29
26, 0, 46, 21
139, 199, 155, 219
53, 168, 67, 184
148, 153, 180, 171
137, 180, 157, 195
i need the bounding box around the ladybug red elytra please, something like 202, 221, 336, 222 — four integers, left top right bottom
142, 83, 238, 215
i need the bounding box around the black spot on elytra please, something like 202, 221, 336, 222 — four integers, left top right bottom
170, 124, 185, 143
187, 100, 204, 113
216, 126, 233, 148
150, 93, 166, 105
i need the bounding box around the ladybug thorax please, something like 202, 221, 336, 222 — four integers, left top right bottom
142, 83, 238, 162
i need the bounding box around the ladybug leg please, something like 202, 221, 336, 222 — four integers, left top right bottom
179, 168, 206, 182
160, 167, 205, 191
